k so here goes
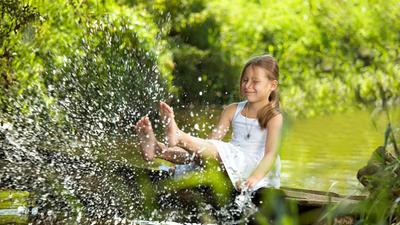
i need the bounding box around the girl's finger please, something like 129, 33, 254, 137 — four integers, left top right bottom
244, 180, 254, 189
236, 180, 242, 190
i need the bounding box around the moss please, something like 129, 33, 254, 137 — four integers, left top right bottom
0, 190, 29, 209
0, 215, 28, 224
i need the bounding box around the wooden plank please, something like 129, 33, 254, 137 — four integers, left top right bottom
280, 186, 366, 206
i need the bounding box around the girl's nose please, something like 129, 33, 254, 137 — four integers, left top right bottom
245, 81, 252, 89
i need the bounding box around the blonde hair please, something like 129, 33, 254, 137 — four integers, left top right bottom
239, 54, 281, 129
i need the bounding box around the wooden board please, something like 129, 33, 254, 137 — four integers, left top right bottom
280, 186, 366, 206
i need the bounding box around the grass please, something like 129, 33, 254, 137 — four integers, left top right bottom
0, 190, 30, 225
0, 190, 29, 209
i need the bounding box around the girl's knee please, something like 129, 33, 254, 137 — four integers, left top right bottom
198, 147, 219, 161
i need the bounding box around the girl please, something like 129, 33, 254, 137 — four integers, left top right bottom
135, 54, 282, 191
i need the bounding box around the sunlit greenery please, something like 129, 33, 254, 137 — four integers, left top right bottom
132, 0, 400, 117
1, 0, 171, 130
3, 0, 399, 119
1, 0, 399, 224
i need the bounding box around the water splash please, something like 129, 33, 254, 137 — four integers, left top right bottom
0, 16, 174, 223
0, 15, 259, 223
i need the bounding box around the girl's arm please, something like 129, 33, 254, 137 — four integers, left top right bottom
208, 103, 237, 140
244, 113, 283, 189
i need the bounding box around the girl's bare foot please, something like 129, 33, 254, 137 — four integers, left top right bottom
159, 101, 180, 147
134, 117, 156, 161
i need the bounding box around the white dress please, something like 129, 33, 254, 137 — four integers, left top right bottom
208, 101, 280, 191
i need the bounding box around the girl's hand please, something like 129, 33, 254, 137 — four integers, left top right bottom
235, 180, 248, 191
244, 176, 261, 189
235, 180, 242, 191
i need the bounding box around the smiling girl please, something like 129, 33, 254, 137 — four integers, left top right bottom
135, 54, 282, 191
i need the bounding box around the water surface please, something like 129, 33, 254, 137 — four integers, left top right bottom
280, 109, 399, 195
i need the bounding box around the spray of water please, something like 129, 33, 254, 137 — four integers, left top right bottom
0, 12, 260, 225
0, 16, 173, 223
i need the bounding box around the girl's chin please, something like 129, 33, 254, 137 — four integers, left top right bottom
245, 97, 257, 102
246, 97, 267, 103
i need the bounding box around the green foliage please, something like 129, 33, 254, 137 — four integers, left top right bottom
132, 0, 400, 117
253, 189, 299, 225
0, 2, 173, 220
0, 0, 173, 145
2, 0, 399, 121
0, 190, 30, 224
0, 0, 39, 110
0, 190, 29, 208
354, 100, 399, 224
160, 160, 233, 207
131, 0, 240, 104
1, 0, 400, 223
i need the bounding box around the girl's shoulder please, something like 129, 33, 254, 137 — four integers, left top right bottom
220, 102, 239, 120
266, 113, 283, 130
221, 102, 247, 120
223, 101, 244, 112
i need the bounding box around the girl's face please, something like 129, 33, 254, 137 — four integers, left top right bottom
241, 66, 277, 103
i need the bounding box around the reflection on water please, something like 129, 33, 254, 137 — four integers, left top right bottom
177, 106, 399, 195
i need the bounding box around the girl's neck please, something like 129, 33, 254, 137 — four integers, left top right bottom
246, 99, 269, 112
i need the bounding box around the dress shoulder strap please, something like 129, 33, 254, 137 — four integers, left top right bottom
232, 101, 247, 121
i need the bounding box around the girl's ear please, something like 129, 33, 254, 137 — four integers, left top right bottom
270, 80, 278, 91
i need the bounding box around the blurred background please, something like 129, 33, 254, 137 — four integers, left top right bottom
1, 0, 399, 223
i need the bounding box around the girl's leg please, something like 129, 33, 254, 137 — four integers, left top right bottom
134, 116, 198, 164
160, 101, 220, 161
155, 142, 200, 164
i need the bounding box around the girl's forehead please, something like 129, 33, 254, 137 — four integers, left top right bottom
243, 66, 267, 77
